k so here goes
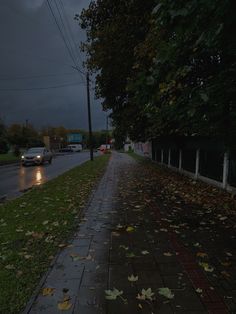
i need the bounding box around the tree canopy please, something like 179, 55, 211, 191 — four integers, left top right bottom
79, 0, 236, 146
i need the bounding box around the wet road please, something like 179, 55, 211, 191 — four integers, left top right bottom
0, 152, 98, 199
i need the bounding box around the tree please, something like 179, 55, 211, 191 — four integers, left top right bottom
129, 0, 236, 145
7, 123, 41, 148
79, 0, 156, 142
79, 0, 236, 146
0, 118, 8, 153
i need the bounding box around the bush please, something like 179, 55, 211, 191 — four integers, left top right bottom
0, 138, 9, 154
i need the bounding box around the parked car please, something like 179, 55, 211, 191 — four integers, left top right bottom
99, 144, 111, 152
67, 144, 82, 152
58, 147, 73, 153
21, 147, 52, 166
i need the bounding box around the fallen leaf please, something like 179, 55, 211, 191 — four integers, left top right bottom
128, 274, 138, 282
199, 262, 214, 272
221, 261, 231, 267
126, 226, 135, 232
221, 271, 231, 278
164, 252, 172, 257
42, 287, 55, 296
105, 288, 123, 300
126, 252, 136, 258
58, 299, 72, 311
196, 252, 208, 258
196, 288, 203, 293
111, 231, 120, 237
158, 287, 174, 299
137, 288, 155, 301
5, 264, 15, 270
119, 245, 129, 251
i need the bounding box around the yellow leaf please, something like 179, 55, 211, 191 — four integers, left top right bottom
199, 262, 214, 272
58, 300, 72, 311
42, 287, 55, 296
221, 271, 231, 278
221, 262, 231, 267
196, 252, 208, 258
126, 226, 135, 232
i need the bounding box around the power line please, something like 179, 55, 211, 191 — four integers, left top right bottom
52, 0, 85, 83
46, 0, 86, 79
0, 72, 78, 81
0, 82, 85, 91
58, 0, 84, 66
52, 0, 78, 66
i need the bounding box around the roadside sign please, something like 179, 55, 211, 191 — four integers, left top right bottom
67, 133, 82, 143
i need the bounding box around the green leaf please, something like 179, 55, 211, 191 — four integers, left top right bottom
152, 3, 162, 14
200, 92, 209, 102
128, 274, 138, 282
137, 288, 155, 301
158, 287, 174, 299
105, 288, 123, 300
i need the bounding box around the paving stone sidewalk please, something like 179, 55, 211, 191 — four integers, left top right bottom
24, 152, 235, 314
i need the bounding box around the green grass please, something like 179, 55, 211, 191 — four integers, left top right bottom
0, 154, 110, 313
127, 151, 146, 162
0, 153, 19, 163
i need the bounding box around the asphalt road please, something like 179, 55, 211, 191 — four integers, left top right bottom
0, 152, 98, 200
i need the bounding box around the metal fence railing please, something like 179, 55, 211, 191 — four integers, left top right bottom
151, 137, 236, 192
182, 149, 196, 173
229, 150, 236, 187
199, 150, 224, 182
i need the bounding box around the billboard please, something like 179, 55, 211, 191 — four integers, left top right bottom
67, 133, 82, 143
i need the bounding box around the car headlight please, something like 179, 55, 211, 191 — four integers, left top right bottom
21, 155, 24, 159
36, 155, 41, 158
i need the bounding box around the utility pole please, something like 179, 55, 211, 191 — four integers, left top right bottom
86, 72, 93, 161
106, 115, 109, 149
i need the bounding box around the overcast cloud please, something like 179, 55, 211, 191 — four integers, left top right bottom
0, 0, 108, 131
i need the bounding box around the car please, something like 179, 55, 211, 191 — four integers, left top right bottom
58, 147, 73, 153
67, 144, 82, 152
21, 147, 52, 166
99, 144, 111, 152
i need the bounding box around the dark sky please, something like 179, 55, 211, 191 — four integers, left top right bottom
0, 0, 108, 131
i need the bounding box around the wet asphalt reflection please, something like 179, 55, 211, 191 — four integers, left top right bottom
0, 152, 98, 200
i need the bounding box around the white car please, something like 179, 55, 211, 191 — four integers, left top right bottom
21, 147, 52, 166
67, 144, 82, 152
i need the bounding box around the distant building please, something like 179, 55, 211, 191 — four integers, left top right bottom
43, 136, 63, 151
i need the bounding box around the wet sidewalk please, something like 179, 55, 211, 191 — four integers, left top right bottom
24, 152, 235, 313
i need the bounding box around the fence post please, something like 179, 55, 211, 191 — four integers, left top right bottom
161, 149, 164, 163
168, 148, 171, 167
195, 149, 200, 179
222, 151, 229, 189
179, 149, 182, 171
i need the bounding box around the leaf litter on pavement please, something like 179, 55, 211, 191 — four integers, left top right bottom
107, 154, 236, 312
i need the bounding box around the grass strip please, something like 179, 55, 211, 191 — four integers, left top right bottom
0, 153, 19, 164
0, 154, 110, 313
127, 151, 146, 162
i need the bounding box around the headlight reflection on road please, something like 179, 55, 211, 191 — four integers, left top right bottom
19, 166, 26, 191
35, 167, 45, 185
18, 165, 46, 192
